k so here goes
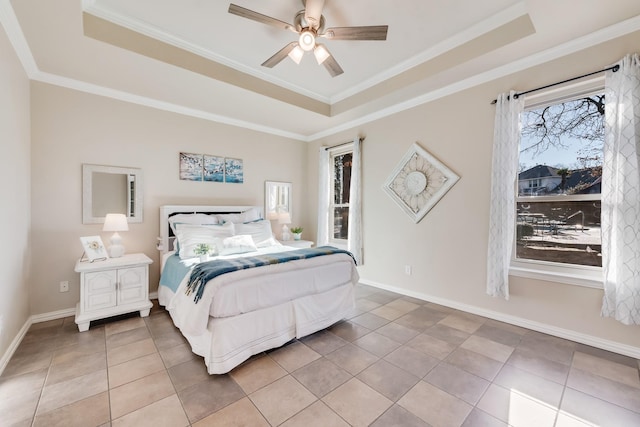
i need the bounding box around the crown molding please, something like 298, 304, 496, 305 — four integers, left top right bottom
82, 0, 530, 107
82, 1, 331, 104
0, 0, 37, 76
308, 13, 640, 141
330, 1, 529, 104
3, 1, 640, 142
31, 70, 308, 141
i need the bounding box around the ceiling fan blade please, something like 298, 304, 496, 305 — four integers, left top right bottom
303, 0, 325, 29
321, 50, 344, 77
228, 4, 295, 32
322, 25, 388, 41
261, 42, 298, 68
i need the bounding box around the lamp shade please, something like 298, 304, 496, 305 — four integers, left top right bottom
288, 45, 304, 64
314, 44, 330, 64
278, 212, 291, 225
103, 213, 129, 232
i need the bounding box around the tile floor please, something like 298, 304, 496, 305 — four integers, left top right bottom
1, 284, 640, 426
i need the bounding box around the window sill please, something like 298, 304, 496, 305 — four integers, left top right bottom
509, 261, 603, 289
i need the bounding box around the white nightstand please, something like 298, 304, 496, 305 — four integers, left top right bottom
74, 253, 153, 332
279, 239, 314, 249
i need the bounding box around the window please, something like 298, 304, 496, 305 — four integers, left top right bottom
515, 89, 604, 272
330, 147, 353, 241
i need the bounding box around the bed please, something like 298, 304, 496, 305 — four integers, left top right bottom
157, 205, 359, 374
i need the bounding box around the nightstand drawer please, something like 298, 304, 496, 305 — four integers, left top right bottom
85, 270, 117, 295
87, 292, 117, 311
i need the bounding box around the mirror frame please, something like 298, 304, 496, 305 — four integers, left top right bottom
82, 164, 143, 224
265, 181, 292, 221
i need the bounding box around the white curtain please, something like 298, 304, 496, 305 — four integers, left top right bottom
601, 54, 640, 325
348, 137, 363, 264
317, 147, 330, 247
486, 91, 524, 300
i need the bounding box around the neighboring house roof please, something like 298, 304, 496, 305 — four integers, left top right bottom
518, 165, 558, 180
565, 168, 602, 194
518, 165, 602, 194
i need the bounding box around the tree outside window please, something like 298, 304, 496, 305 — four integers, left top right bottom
516, 92, 604, 267
331, 151, 352, 241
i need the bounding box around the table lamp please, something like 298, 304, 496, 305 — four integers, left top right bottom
278, 212, 292, 241
103, 213, 129, 258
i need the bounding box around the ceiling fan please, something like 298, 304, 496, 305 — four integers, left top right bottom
228, 0, 388, 77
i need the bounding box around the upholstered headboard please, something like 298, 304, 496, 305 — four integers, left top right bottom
157, 205, 264, 255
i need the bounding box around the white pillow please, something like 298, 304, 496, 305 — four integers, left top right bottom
234, 219, 277, 248
217, 208, 261, 224
215, 235, 258, 255
169, 213, 218, 235
175, 222, 234, 259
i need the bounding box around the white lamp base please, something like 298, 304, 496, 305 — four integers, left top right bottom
281, 224, 291, 241
109, 232, 125, 258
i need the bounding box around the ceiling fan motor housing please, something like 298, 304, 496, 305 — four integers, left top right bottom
294, 10, 325, 33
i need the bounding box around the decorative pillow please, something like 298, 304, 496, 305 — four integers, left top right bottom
215, 235, 258, 256
174, 222, 234, 259
217, 208, 261, 224
169, 213, 218, 235
234, 219, 277, 248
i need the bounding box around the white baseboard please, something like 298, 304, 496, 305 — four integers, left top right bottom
359, 278, 640, 359
0, 307, 79, 376
31, 307, 76, 324
0, 318, 32, 377
0, 298, 162, 376
4, 284, 637, 376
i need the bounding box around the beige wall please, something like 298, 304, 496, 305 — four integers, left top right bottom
307, 31, 640, 353
0, 25, 31, 358
29, 83, 307, 315
3, 20, 639, 363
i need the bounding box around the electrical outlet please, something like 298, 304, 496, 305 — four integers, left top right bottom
404, 265, 412, 275
59, 281, 69, 292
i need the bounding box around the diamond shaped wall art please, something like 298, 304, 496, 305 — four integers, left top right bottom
383, 142, 459, 223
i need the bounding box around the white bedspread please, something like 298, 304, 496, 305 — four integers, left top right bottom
165, 250, 359, 336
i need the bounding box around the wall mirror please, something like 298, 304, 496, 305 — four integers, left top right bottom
265, 181, 292, 220
83, 164, 143, 224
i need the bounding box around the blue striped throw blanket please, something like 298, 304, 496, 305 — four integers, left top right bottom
185, 246, 356, 303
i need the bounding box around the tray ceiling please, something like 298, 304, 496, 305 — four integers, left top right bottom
6, 0, 640, 139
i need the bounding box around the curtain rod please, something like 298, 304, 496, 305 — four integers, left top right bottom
324, 137, 364, 150
490, 64, 620, 105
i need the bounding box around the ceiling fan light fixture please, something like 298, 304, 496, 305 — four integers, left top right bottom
314, 43, 330, 64
288, 45, 304, 64
228, 2, 388, 77
298, 30, 316, 52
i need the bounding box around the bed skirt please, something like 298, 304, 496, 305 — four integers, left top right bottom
176, 283, 355, 374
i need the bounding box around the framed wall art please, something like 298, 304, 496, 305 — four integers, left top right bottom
225, 158, 244, 183
179, 152, 203, 181
179, 152, 244, 184
79, 235, 108, 262
204, 155, 224, 182
383, 142, 459, 223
